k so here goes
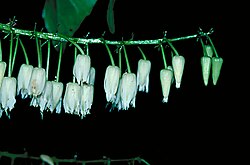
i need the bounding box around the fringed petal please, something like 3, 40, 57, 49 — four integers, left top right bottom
17, 64, 33, 99
51, 81, 63, 113
73, 54, 91, 85
80, 84, 94, 118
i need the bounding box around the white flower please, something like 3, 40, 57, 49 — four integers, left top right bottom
160, 68, 173, 103
39, 81, 53, 116
80, 84, 94, 118
0, 61, 6, 88
172, 55, 185, 88
63, 82, 81, 115
201, 56, 212, 86
212, 57, 223, 85
0, 77, 17, 117
29, 67, 46, 107
88, 67, 96, 85
50, 81, 64, 113
73, 54, 91, 85
17, 64, 33, 99
104, 65, 121, 103
136, 59, 151, 93
120, 72, 137, 110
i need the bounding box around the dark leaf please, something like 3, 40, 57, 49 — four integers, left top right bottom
107, 0, 116, 34
42, 0, 98, 51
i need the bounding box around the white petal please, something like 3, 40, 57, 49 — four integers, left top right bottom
160, 69, 173, 103
0, 77, 17, 112
88, 67, 96, 85
0, 61, 6, 88
73, 54, 91, 85
201, 56, 212, 86
137, 59, 151, 93
104, 65, 121, 103
80, 84, 94, 118
51, 81, 64, 113
63, 82, 81, 115
39, 81, 53, 112
172, 55, 185, 88
120, 73, 137, 110
28, 67, 46, 97
17, 64, 33, 99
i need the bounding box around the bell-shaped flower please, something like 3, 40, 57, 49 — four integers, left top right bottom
88, 67, 96, 85
160, 68, 173, 103
0, 77, 17, 118
120, 72, 137, 110
63, 82, 81, 115
73, 54, 91, 85
39, 81, 53, 117
205, 45, 213, 58
201, 56, 212, 86
80, 84, 94, 118
29, 67, 46, 107
212, 57, 223, 85
17, 64, 33, 99
172, 55, 185, 88
0, 61, 7, 88
50, 81, 64, 114
104, 65, 121, 103
136, 59, 151, 93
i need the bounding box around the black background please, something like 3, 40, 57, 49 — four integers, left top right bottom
0, 0, 236, 164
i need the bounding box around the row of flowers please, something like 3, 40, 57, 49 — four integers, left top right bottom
0, 32, 223, 119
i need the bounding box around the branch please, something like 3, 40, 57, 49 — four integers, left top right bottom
0, 151, 151, 165
0, 22, 212, 45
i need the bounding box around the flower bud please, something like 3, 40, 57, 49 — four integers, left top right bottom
212, 57, 223, 85
172, 55, 185, 88
201, 56, 212, 86
73, 54, 91, 85
160, 68, 173, 103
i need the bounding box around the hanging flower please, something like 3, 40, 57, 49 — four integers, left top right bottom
172, 55, 185, 88
212, 57, 223, 85
63, 82, 81, 115
0, 77, 17, 118
17, 64, 33, 99
39, 81, 53, 117
205, 45, 213, 58
73, 54, 91, 85
0, 61, 6, 87
136, 59, 151, 93
29, 67, 46, 107
50, 81, 64, 114
201, 56, 212, 86
88, 67, 96, 85
120, 72, 137, 110
80, 83, 94, 118
104, 65, 121, 103
160, 68, 173, 103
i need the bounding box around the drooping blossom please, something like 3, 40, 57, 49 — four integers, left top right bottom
0, 61, 6, 88
88, 67, 96, 85
0, 77, 17, 118
136, 59, 151, 93
212, 57, 223, 85
120, 72, 137, 110
80, 83, 94, 118
63, 82, 81, 115
73, 54, 91, 85
50, 81, 64, 114
104, 65, 121, 103
39, 80, 53, 118
160, 67, 173, 103
201, 56, 212, 86
172, 55, 185, 88
17, 64, 33, 99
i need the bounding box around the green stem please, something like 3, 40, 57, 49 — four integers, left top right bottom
199, 37, 208, 56
56, 42, 63, 82
46, 40, 51, 80
160, 44, 167, 69
8, 32, 13, 77
206, 35, 219, 58
35, 36, 42, 68
58, 34, 85, 55
118, 46, 122, 72
122, 45, 131, 73
103, 40, 115, 66
19, 38, 29, 65
137, 46, 147, 60
0, 39, 2, 61
11, 35, 19, 72
164, 37, 180, 56
73, 46, 77, 83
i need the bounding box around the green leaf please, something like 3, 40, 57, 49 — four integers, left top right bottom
107, 0, 116, 34
42, 0, 98, 50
